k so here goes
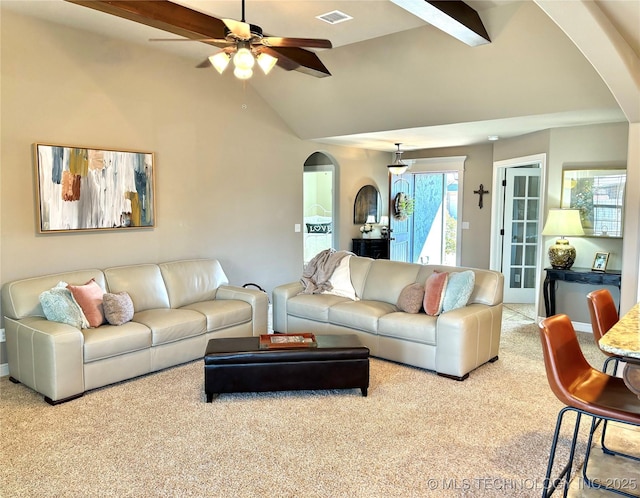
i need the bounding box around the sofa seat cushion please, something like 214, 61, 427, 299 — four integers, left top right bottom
328, 300, 397, 333
182, 300, 252, 332
378, 312, 437, 345
133, 308, 206, 346
286, 293, 352, 322
83, 321, 152, 362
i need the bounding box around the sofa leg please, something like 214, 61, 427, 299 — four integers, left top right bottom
488, 355, 499, 363
9, 376, 19, 384
44, 393, 84, 405
437, 372, 469, 381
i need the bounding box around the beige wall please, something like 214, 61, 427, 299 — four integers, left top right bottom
494, 122, 629, 323
546, 123, 628, 324
405, 144, 495, 269
0, 9, 390, 297
255, 2, 621, 143
1, 6, 632, 369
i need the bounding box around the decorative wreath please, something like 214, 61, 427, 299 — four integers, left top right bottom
394, 192, 414, 221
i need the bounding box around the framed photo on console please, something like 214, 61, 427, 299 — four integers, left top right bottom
34, 143, 155, 233
592, 252, 609, 272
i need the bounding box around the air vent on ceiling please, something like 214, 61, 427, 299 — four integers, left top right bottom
316, 10, 353, 25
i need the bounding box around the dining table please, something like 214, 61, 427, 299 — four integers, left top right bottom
599, 302, 640, 397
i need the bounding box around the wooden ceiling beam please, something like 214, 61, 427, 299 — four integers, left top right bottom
391, 0, 491, 46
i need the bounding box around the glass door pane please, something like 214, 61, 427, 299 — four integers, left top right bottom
502, 167, 541, 303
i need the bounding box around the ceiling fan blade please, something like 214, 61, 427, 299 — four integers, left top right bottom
261, 37, 332, 49
149, 37, 228, 43
261, 46, 331, 78
65, 0, 228, 45
223, 18, 251, 39
149, 37, 232, 49
64, 0, 332, 78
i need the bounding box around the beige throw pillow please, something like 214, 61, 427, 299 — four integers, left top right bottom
397, 283, 425, 314
103, 292, 134, 326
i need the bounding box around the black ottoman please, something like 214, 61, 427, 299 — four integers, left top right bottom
204, 334, 370, 401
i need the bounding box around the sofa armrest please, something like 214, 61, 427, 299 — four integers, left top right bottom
435, 303, 503, 378
216, 285, 268, 336
4, 316, 85, 403
272, 282, 303, 334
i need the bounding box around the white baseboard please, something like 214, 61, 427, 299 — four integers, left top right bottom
0, 363, 9, 377
572, 321, 592, 334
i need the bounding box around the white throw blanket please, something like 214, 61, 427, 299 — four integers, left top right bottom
300, 249, 353, 294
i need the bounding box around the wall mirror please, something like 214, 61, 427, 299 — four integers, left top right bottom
561, 168, 626, 237
354, 185, 381, 224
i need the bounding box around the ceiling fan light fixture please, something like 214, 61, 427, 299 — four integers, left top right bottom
233, 46, 255, 71
233, 67, 253, 80
257, 53, 278, 75
209, 52, 231, 74
388, 143, 408, 175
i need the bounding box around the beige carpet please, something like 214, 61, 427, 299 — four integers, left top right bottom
0, 311, 637, 498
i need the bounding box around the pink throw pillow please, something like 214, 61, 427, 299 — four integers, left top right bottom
423, 272, 448, 316
67, 279, 106, 328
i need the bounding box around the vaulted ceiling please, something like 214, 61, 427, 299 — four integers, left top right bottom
4, 0, 637, 151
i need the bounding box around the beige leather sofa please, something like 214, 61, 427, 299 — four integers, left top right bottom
273, 256, 503, 380
1, 259, 268, 404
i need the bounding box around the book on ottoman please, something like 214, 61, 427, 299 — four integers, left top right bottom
259, 333, 317, 349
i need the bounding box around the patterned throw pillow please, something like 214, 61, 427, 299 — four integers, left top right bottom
103, 292, 134, 326
442, 270, 475, 313
39, 281, 90, 329
397, 283, 425, 314
423, 271, 449, 316
306, 223, 332, 234
67, 278, 106, 328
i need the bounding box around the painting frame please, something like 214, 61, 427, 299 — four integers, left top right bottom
592, 252, 610, 272
560, 168, 626, 238
34, 143, 155, 233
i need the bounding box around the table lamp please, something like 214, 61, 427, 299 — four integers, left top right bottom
379, 215, 390, 238
541, 208, 585, 269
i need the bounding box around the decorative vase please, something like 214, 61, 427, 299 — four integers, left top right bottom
548, 238, 576, 269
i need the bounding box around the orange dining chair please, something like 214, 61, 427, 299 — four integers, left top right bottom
538, 314, 640, 498
586, 289, 622, 374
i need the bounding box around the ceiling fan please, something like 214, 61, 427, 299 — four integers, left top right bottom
150, 0, 333, 80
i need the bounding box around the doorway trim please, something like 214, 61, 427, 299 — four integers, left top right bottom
303, 151, 340, 264
490, 153, 548, 317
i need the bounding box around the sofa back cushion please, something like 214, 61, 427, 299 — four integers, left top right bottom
104, 264, 170, 312
159, 259, 229, 309
416, 265, 503, 306
1, 270, 105, 320
347, 256, 373, 298
359, 259, 421, 305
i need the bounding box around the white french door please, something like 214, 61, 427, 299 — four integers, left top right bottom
502, 167, 541, 303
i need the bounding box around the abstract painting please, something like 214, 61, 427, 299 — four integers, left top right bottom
35, 143, 155, 232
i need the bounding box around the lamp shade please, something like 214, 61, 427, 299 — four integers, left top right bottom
209, 52, 231, 74
542, 209, 585, 269
541, 209, 585, 236
366, 215, 376, 224
257, 53, 278, 74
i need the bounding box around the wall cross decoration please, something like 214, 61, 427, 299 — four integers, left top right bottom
473, 184, 489, 209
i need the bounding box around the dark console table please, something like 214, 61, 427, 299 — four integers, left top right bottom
543, 267, 621, 317
352, 238, 390, 259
